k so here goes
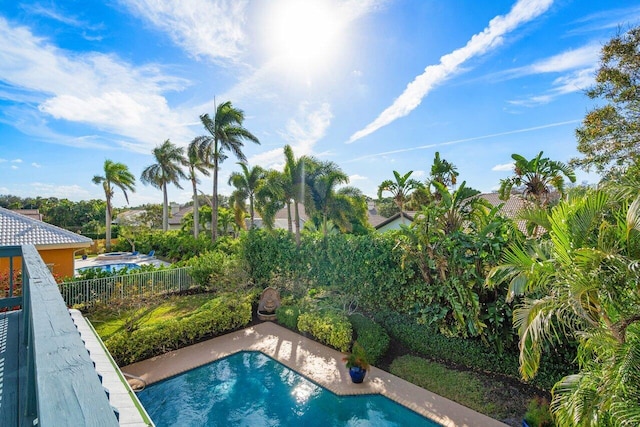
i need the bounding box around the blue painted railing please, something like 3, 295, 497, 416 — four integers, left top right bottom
0, 245, 119, 426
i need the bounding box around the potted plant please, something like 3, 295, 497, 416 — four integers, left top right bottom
343, 341, 370, 383
523, 397, 554, 427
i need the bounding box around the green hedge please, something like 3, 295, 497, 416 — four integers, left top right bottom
276, 305, 301, 330
349, 314, 390, 366
375, 311, 573, 391
105, 293, 252, 365
297, 310, 352, 352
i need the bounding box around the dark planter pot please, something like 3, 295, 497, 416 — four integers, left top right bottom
349, 366, 367, 383
522, 421, 530, 427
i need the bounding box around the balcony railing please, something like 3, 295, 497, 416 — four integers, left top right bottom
0, 245, 119, 426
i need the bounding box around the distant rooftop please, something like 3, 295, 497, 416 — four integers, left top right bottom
0, 206, 92, 247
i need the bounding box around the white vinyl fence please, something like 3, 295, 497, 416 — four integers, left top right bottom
59, 267, 194, 307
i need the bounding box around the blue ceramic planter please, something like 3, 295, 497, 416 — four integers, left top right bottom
349, 366, 367, 383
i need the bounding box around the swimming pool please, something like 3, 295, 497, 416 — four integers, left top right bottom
138, 351, 440, 427
77, 263, 141, 274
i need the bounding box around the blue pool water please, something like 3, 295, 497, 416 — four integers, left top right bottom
138, 351, 441, 427
77, 263, 141, 273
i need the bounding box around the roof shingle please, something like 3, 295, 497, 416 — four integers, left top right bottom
0, 206, 92, 247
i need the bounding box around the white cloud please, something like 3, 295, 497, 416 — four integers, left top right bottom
519, 43, 600, 74
349, 174, 368, 181
492, 162, 515, 171
348, 0, 553, 143
0, 158, 6, 163
121, 0, 249, 63
0, 17, 194, 151
509, 66, 596, 106
11, 165, 19, 170
32, 162, 41, 168
30, 182, 93, 200
11, 159, 23, 163
249, 102, 333, 169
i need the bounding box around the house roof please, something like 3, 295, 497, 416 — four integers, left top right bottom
374, 211, 417, 230
0, 206, 92, 248
168, 205, 193, 225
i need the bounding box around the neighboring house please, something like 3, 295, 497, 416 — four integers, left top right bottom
473, 192, 535, 234
374, 211, 417, 232
367, 201, 389, 229
113, 209, 147, 226
253, 203, 307, 231
11, 209, 44, 221
168, 203, 193, 230
0, 206, 92, 278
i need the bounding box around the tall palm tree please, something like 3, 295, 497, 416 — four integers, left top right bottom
283, 145, 309, 245
194, 101, 260, 242
186, 139, 211, 238
498, 151, 576, 207
306, 160, 349, 237
377, 170, 422, 223
92, 159, 136, 251
140, 140, 187, 232
487, 191, 640, 425
228, 163, 266, 228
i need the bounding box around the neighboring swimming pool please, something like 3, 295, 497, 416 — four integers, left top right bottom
77, 263, 141, 274
137, 351, 441, 427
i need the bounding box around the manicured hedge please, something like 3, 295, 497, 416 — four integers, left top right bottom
349, 314, 390, 366
105, 293, 252, 365
297, 310, 353, 352
375, 311, 573, 391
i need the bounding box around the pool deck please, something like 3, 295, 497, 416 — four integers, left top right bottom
122, 322, 507, 427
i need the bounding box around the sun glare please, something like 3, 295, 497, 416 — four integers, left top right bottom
266, 0, 343, 72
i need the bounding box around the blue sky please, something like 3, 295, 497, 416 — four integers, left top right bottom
1, 0, 639, 208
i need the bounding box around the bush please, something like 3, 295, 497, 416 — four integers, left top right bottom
297, 310, 352, 352
375, 311, 572, 391
349, 314, 389, 366
276, 305, 300, 330
185, 250, 248, 291
105, 293, 252, 365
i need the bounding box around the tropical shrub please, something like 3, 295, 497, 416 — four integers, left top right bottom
375, 311, 571, 391
276, 304, 300, 330
349, 314, 390, 366
184, 249, 248, 291
297, 310, 352, 352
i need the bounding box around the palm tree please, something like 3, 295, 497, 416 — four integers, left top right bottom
486, 191, 640, 425
306, 160, 349, 237
140, 140, 187, 232
283, 145, 309, 245
228, 163, 266, 228
186, 138, 211, 238
255, 169, 286, 230
92, 159, 136, 252
377, 170, 422, 222
498, 151, 576, 207
193, 101, 260, 242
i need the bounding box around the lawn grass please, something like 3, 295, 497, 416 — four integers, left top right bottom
88, 293, 213, 340
390, 355, 541, 423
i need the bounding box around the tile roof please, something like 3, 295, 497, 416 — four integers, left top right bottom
0, 206, 92, 247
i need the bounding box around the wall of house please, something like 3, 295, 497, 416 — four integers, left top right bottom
376, 218, 410, 232
0, 248, 78, 282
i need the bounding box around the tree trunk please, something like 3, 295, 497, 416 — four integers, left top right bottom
162, 183, 168, 232
287, 201, 293, 234
192, 179, 199, 239
105, 195, 112, 252
212, 154, 219, 242
294, 202, 301, 246
249, 194, 254, 228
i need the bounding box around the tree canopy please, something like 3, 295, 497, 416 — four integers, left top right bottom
573, 26, 640, 178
